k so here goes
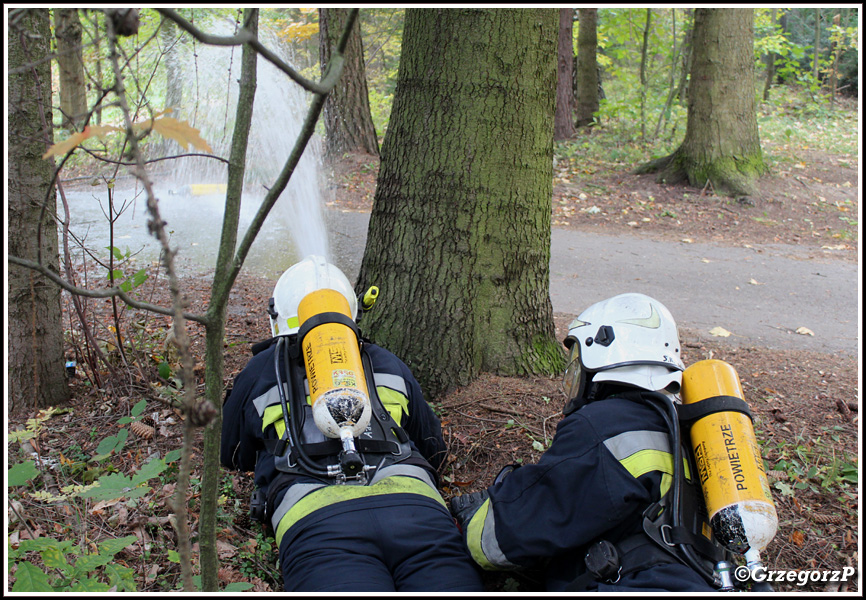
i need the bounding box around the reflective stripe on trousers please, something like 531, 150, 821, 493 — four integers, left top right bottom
270, 464, 443, 547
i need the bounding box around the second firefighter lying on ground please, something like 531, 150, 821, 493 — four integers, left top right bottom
450, 292, 777, 592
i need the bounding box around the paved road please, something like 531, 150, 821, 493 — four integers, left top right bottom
326, 210, 859, 357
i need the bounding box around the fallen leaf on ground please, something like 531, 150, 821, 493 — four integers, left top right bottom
796, 327, 815, 336
709, 326, 732, 338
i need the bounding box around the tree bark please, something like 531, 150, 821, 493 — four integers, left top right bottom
8, 8, 69, 413
575, 8, 599, 128
54, 8, 88, 129
356, 8, 565, 399
639, 9, 653, 140
161, 18, 184, 114
813, 8, 821, 83
762, 7, 778, 101
319, 7, 379, 159
675, 8, 695, 104
553, 8, 576, 140
158, 18, 184, 160
636, 8, 767, 197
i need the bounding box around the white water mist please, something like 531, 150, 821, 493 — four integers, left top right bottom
168, 17, 330, 268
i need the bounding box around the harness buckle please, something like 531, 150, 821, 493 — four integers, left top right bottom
660, 524, 676, 547
328, 464, 370, 485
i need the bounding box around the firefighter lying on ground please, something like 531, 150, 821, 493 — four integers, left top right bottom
222, 256, 483, 592
451, 293, 730, 592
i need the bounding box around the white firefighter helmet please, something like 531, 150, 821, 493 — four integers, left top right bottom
562, 293, 684, 403
268, 255, 358, 336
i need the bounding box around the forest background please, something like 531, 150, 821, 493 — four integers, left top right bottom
6, 7, 860, 594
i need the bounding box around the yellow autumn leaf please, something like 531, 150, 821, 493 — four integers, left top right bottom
709, 326, 732, 338
281, 21, 319, 42
41, 125, 122, 159
796, 327, 815, 336
136, 116, 213, 153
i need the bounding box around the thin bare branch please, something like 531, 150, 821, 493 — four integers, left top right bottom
8, 255, 207, 324
156, 8, 331, 95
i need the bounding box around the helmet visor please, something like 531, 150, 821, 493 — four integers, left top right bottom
561, 342, 582, 401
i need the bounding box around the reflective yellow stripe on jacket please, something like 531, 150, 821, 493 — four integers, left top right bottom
271, 467, 445, 547
256, 377, 411, 436
604, 429, 691, 497
464, 429, 685, 570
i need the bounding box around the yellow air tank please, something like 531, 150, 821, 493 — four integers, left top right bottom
297, 288, 371, 441
681, 359, 778, 556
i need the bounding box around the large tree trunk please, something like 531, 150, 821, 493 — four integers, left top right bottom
356, 8, 565, 399
319, 7, 379, 159
54, 8, 88, 129
575, 8, 599, 128
553, 8, 576, 140
8, 9, 69, 412
636, 8, 766, 197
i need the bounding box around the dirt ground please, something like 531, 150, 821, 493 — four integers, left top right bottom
8, 149, 859, 593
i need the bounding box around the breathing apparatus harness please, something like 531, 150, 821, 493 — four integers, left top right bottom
250, 287, 417, 524
568, 387, 772, 592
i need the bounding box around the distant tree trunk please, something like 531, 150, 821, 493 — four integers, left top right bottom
638, 9, 653, 140
554, 8, 576, 140
829, 13, 841, 102
8, 8, 69, 412
675, 8, 695, 104
636, 8, 766, 197
575, 8, 599, 128
762, 7, 778, 101
357, 8, 564, 399
652, 8, 684, 140
319, 7, 379, 159
159, 18, 184, 159
813, 8, 821, 84
162, 18, 183, 113
92, 12, 104, 124
54, 8, 88, 129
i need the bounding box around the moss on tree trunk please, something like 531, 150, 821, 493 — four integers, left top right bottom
357, 8, 565, 399
636, 9, 767, 197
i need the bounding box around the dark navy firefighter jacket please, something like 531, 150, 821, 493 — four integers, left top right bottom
221, 340, 450, 545
461, 391, 718, 592
221, 339, 485, 592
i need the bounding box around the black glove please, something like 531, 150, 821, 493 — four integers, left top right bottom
449, 490, 489, 531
